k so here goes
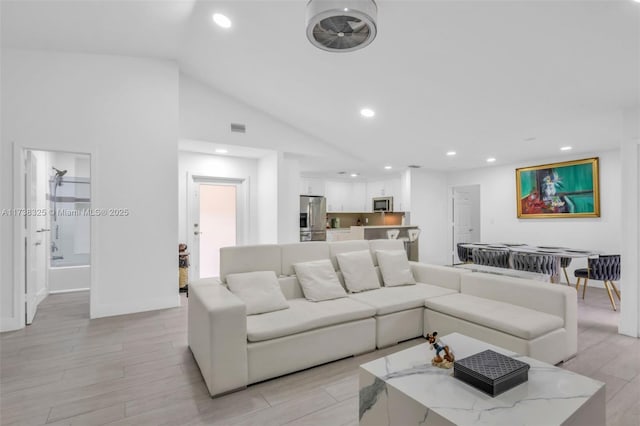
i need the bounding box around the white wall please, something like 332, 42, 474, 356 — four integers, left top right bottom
446, 150, 622, 282
257, 153, 279, 244
1, 49, 179, 329
180, 74, 347, 158
179, 73, 306, 246
408, 169, 450, 265
278, 154, 301, 244
619, 108, 639, 337
178, 151, 260, 247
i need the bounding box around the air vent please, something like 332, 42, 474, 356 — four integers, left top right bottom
231, 123, 246, 133
408, 164, 422, 169
306, 0, 378, 52
337, 171, 347, 175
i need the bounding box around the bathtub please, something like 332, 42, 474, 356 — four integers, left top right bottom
48, 265, 91, 293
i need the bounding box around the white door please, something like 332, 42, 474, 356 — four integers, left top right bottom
452, 186, 480, 264
190, 178, 245, 280
25, 151, 48, 324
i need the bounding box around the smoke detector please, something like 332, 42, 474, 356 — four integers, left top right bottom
306, 0, 378, 52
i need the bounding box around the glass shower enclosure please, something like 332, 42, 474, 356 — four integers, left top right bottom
49, 175, 91, 267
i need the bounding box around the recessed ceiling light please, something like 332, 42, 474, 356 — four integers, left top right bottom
360, 108, 375, 118
384, 165, 392, 170
215, 148, 228, 154
486, 157, 496, 163
446, 151, 456, 156
560, 146, 572, 151
212, 13, 232, 28
350, 173, 358, 177
343, 7, 349, 11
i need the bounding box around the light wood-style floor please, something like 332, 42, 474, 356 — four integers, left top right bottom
1, 287, 638, 426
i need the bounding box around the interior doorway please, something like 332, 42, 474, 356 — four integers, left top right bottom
23, 149, 91, 324
451, 185, 481, 264
189, 176, 246, 280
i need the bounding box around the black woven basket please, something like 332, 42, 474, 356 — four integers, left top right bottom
454, 350, 530, 397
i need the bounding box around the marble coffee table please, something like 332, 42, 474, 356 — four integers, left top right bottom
359, 333, 605, 426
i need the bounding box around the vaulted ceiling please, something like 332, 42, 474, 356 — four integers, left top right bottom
2, 0, 639, 175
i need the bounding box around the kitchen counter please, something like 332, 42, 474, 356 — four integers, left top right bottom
352, 225, 418, 229
349, 226, 420, 261
326, 228, 354, 242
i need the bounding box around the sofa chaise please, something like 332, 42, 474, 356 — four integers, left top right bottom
188, 240, 577, 397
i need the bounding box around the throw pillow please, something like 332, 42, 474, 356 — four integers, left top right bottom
226, 271, 289, 315
376, 250, 416, 287
335, 250, 380, 293
293, 259, 347, 301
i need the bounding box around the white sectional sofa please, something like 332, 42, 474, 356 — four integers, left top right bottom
188, 240, 577, 397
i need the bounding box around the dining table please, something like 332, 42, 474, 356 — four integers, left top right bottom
459, 243, 600, 283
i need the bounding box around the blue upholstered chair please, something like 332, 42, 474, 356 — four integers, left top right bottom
457, 243, 473, 263
574, 255, 621, 311
511, 252, 558, 277
471, 248, 510, 269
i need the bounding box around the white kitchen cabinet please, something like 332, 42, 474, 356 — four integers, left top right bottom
326, 229, 353, 242
349, 182, 368, 212
325, 181, 349, 211
326, 180, 368, 212
365, 177, 402, 211
366, 180, 385, 204
300, 178, 325, 196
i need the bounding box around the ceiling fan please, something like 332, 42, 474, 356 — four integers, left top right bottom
306, 0, 378, 52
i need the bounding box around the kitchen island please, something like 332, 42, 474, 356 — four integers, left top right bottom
350, 225, 420, 261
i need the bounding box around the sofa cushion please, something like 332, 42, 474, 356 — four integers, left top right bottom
281, 242, 330, 276
294, 259, 347, 301
409, 263, 466, 292
424, 293, 564, 340
376, 250, 416, 287
368, 239, 405, 266
329, 240, 371, 270
349, 283, 456, 316
220, 245, 281, 283
246, 298, 376, 342
227, 271, 289, 315
336, 250, 381, 293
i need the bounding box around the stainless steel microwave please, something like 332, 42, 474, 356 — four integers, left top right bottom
373, 196, 393, 212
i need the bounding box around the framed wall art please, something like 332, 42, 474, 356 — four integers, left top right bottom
516, 157, 600, 218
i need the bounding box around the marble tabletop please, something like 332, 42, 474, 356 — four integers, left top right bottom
359, 333, 605, 425
454, 263, 550, 282
459, 243, 599, 258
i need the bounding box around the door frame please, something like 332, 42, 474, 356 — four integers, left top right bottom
12, 143, 94, 329
24, 150, 49, 324
186, 172, 249, 280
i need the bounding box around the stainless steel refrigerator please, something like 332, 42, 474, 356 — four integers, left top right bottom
300, 195, 326, 241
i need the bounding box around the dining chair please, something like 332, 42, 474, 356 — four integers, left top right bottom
471, 248, 510, 269
574, 255, 621, 311
386, 229, 400, 240
560, 257, 572, 286
408, 229, 421, 242
511, 252, 558, 277
456, 243, 473, 263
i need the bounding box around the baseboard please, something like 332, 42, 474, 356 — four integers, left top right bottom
49, 288, 90, 294
91, 295, 180, 319
1, 315, 23, 332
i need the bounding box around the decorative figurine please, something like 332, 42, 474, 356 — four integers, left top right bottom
427, 332, 454, 368
178, 243, 190, 296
